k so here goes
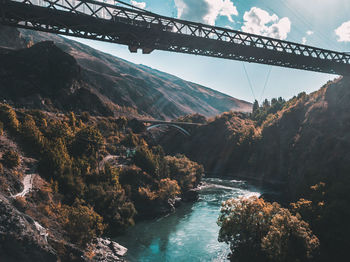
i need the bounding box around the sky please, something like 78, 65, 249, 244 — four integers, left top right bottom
67, 0, 350, 103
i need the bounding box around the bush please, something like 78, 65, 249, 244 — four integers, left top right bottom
2, 150, 20, 168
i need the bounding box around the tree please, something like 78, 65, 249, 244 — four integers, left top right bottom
218, 196, 319, 262
68, 112, 77, 130
63, 199, 106, 247
262, 99, 270, 109
252, 100, 259, 114
165, 154, 203, 191
21, 114, 46, 152
0, 104, 19, 132
116, 116, 127, 130
71, 126, 103, 156
133, 146, 157, 176
157, 178, 180, 200
2, 150, 20, 168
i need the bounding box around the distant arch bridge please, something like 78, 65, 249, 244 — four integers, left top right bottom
138, 119, 204, 136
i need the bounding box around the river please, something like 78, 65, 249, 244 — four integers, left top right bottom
114, 177, 261, 262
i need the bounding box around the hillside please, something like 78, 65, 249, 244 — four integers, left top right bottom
157, 77, 350, 195
0, 26, 251, 120
154, 76, 350, 260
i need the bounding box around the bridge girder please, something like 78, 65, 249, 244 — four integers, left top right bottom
1, 0, 350, 75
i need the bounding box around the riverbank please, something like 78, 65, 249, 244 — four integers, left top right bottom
114, 177, 261, 262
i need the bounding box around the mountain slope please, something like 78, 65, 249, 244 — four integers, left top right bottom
0, 26, 251, 119
157, 76, 350, 198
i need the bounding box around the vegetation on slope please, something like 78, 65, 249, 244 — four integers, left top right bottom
155, 77, 350, 261
0, 103, 203, 259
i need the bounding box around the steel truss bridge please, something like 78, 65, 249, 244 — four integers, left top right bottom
1, 0, 350, 75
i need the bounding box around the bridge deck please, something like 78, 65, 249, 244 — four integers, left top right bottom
1, 0, 350, 75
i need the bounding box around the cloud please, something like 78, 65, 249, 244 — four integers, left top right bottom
302, 37, 307, 45
174, 0, 238, 25
241, 7, 291, 40
301, 30, 313, 45
335, 21, 350, 42
130, 0, 146, 9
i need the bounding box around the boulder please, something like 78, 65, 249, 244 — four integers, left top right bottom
88, 238, 127, 262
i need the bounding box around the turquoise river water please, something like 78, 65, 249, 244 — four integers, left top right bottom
114, 177, 261, 262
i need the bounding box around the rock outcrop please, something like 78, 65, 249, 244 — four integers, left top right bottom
87, 238, 127, 262
0, 194, 57, 262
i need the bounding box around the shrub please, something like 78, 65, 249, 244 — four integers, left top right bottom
2, 150, 20, 168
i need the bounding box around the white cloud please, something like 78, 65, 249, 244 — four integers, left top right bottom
130, 0, 146, 9
301, 30, 313, 45
335, 21, 350, 42
241, 7, 291, 40
174, 0, 238, 25
302, 37, 307, 45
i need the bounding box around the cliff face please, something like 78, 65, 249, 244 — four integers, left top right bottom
157, 77, 350, 199
0, 25, 251, 120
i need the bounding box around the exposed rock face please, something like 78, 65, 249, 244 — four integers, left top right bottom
0, 194, 57, 262
87, 238, 127, 262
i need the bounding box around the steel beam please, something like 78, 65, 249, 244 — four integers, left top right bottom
1, 0, 350, 75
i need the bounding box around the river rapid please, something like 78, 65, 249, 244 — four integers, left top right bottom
114, 177, 261, 262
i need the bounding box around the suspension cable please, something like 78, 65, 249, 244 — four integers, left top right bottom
242, 62, 256, 102
259, 66, 272, 103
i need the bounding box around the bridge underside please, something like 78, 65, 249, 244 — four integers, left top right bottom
1, 0, 350, 75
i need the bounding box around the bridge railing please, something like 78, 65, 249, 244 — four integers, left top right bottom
6, 0, 350, 67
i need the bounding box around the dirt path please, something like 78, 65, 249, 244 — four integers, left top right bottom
13, 174, 35, 198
